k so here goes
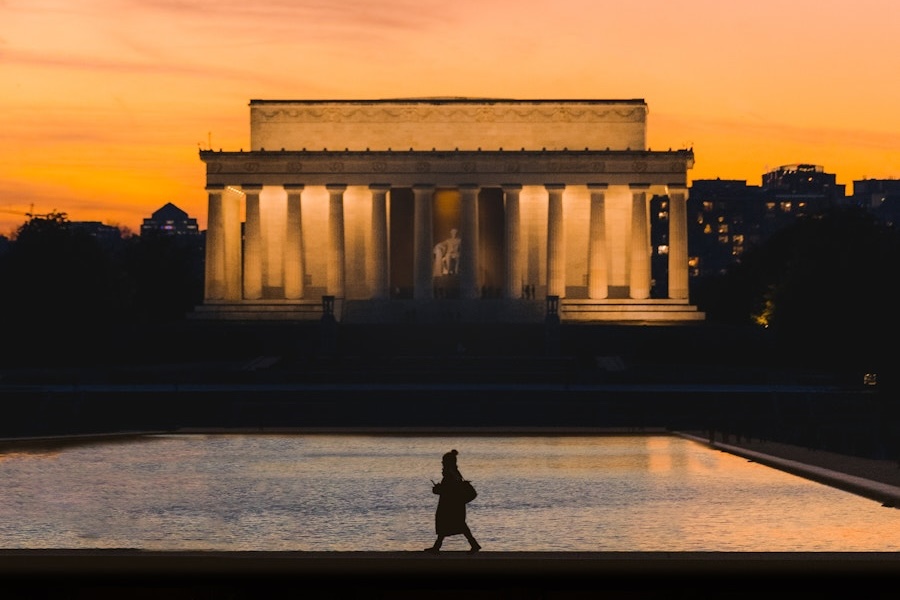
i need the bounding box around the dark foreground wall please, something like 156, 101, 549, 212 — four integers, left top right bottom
2, 550, 899, 597
2, 383, 895, 462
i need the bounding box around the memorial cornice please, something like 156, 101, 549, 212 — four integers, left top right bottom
200, 149, 694, 187
250, 99, 647, 124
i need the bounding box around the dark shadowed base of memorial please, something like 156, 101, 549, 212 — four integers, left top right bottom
2, 550, 899, 598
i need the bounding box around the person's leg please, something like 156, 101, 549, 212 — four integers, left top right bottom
462, 526, 481, 552
425, 535, 444, 552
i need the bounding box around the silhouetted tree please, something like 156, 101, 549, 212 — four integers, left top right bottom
694, 206, 900, 377
122, 232, 204, 323
0, 211, 131, 364
766, 207, 900, 375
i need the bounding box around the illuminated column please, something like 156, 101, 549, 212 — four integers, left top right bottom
545, 183, 566, 298
326, 183, 347, 298
502, 184, 522, 299
412, 184, 435, 300
667, 184, 689, 299
283, 184, 305, 300
459, 184, 480, 299
222, 189, 242, 301
587, 183, 609, 299
370, 183, 391, 299
204, 184, 226, 301
242, 184, 263, 300
629, 183, 651, 299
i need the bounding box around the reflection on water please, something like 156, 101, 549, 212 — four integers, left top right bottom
0, 433, 897, 551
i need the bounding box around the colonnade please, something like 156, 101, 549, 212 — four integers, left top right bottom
204, 181, 689, 305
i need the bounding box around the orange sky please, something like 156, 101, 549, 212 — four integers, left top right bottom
3, 0, 899, 236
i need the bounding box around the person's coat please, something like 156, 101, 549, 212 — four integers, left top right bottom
432, 472, 468, 536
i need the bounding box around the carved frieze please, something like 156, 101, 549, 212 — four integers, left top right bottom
200, 149, 692, 186
254, 103, 647, 125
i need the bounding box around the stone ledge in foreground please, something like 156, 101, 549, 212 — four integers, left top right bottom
2, 550, 900, 579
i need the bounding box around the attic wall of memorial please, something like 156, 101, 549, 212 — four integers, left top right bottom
248, 100, 648, 153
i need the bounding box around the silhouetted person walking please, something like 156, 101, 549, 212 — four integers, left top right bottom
425, 449, 481, 553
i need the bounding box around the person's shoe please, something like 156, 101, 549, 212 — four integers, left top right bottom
468, 543, 482, 554
424, 546, 440, 553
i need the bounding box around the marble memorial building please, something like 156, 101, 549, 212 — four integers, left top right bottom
193, 98, 704, 323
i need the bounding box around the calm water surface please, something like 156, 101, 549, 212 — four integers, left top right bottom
0, 433, 897, 552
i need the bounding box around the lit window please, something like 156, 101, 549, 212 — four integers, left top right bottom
718, 235, 729, 244
717, 224, 729, 234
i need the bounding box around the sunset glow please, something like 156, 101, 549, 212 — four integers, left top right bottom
3, 0, 899, 235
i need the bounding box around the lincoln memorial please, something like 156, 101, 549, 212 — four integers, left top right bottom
192, 98, 704, 323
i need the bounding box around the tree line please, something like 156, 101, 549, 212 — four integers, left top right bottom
692, 204, 900, 384
0, 211, 204, 366
1, 206, 899, 379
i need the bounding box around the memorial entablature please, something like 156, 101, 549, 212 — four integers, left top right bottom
193, 99, 704, 323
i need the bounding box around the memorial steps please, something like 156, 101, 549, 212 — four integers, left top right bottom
187, 298, 704, 323
188, 300, 325, 321
559, 298, 706, 322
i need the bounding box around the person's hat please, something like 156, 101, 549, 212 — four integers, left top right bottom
442, 449, 459, 466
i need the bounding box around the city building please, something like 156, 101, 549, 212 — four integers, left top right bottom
69, 220, 125, 249
852, 178, 900, 227
686, 179, 766, 279
140, 202, 201, 238
192, 98, 704, 323
686, 165, 846, 280
760, 164, 846, 228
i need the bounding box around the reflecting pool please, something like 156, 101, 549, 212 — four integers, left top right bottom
0, 433, 897, 551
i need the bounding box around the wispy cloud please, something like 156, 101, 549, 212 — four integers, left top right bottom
4, 0, 469, 87
4, 48, 206, 75
132, 0, 458, 30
